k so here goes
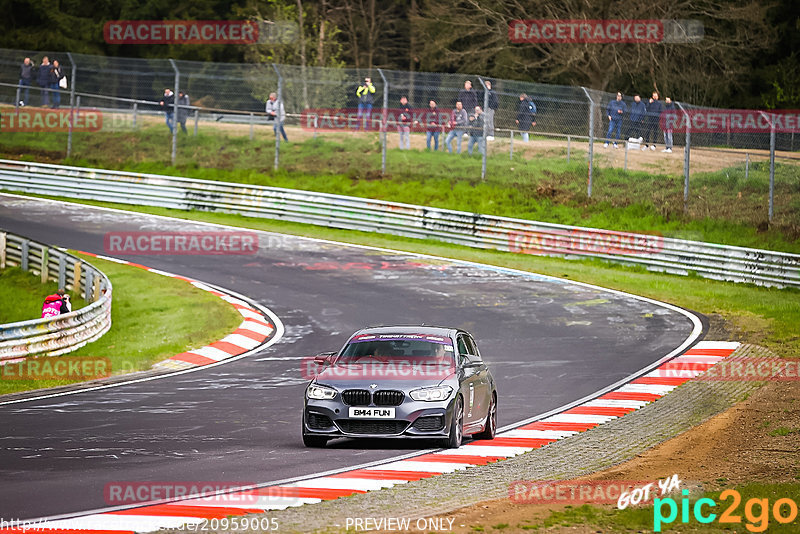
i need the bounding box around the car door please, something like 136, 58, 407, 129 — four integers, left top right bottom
456, 334, 481, 428
465, 334, 491, 430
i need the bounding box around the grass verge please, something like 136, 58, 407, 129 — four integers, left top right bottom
1, 125, 798, 252
0, 253, 242, 396
0, 267, 85, 324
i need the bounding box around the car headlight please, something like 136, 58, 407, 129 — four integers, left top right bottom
410, 385, 453, 402
306, 384, 337, 400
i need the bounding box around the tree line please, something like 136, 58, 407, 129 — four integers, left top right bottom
3, 0, 797, 109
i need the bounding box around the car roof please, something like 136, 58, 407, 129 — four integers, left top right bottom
351, 325, 464, 338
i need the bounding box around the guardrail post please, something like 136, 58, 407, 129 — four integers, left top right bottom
677, 102, 691, 213
21, 239, 29, 271
272, 64, 283, 172
73, 261, 82, 294
581, 87, 595, 198
567, 135, 571, 163
133, 102, 138, 129
0, 232, 5, 268
66, 52, 77, 158
377, 68, 388, 175
745, 153, 750, 180
479, 76, 489, 181
85, 269, 94, 303
58, 254, 66, 288
169, 59, 180, 166
40, 247, 49, 283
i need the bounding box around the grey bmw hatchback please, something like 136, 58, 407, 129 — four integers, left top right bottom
302, 326, 497, 448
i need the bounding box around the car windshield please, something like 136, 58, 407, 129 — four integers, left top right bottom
337, 334, 455, 366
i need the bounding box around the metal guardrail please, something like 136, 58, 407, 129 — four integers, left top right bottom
0, 230, 112, 361
0, 158, 798, 288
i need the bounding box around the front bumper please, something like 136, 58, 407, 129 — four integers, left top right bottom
303, 397, 454, 439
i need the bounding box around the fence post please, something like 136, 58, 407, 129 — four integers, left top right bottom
193, 109, 199, 136
66, 52, 77, 158
581, 87, 595, 198
510, 129, 514, 160
21, 240, 29, 271
479, 77, 489, 181
567, 135, 571, 163
377, 68, 388, 175
41, 247, 49, 283
272, 64, 283, 172
73, 261, 82, 294
766, 113, 776, 222
0, 232, 6, 269
745, 153, 750, 180
677, 102, 691, 213
169, 59, 180, 166
132, 102, 138, 129
249, 112, 255, 141
58, 254, 66, 289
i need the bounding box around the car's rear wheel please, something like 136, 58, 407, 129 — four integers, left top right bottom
474, 392, 497, 440
302, 418, 328, 448
441, 396, 463, 448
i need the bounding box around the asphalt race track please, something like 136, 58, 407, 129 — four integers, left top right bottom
0, 194, 702, 520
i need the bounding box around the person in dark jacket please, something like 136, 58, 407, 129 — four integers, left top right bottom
422, 100, 441, 151
57, 288, 72, 314
50, 59, 64, 108
160, 88, 175, 134
467, 106, 486, 156
604, 92, 627, 148
445, 101, 468, 154
177, 91, 190, 134
515, 93, 536, 142
662, 97, 676, 153
484, 80, 499, 140
457, 80, 478, 116
19, 57, 33, 106
37, 56, 51, 107
627, 94, 646, 140
643, 91, 663, 151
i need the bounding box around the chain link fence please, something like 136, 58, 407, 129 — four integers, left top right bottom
0, 47, 797, 223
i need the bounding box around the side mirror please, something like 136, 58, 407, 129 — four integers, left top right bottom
314, 351, 336, 365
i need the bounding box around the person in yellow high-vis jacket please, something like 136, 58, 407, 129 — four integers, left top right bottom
355, 76, 375, 130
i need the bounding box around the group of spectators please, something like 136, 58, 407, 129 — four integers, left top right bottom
604, 91, 677, 153
41, 289, 72, 319
159, 88, 191, 134
18, 56, 67, 108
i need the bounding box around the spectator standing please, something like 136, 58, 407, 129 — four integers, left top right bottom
662, 97, 676, 153
19, 57, 33, 106
397, 96, 411, 149
41, 293, 62, 319
643, 91, 663, 151
515, 93, 536, 142
467, 106, 486, 156
445, 101, 468, 154
424, 100, 440, 151
457, 80, 478, 115
177, 91, 190, 134
604, 92, 627, 148
484, 80, 499, 140
266, 92, 288, 142
627, 94, 646, 140
37, 56, 51, 107
355, 77, 375, 130
160, 88, 175, 134
50, 59, 64, 108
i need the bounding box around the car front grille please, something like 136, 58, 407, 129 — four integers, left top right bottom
306, 412, 333, 430
336, 420, 409, 435
412, 415, 444, 431
373, 390, 404, 406
342, 389, 371, 406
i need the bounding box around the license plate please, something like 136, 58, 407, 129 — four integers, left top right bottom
349, 407, 395, 419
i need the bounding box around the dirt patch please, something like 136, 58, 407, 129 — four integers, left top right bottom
434, 379, 800, 533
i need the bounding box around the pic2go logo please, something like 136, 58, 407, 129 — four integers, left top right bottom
654, 489, 798, 532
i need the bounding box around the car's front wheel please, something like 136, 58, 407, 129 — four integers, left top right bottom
441, 396, 463, 448
302, 418, 329, 448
